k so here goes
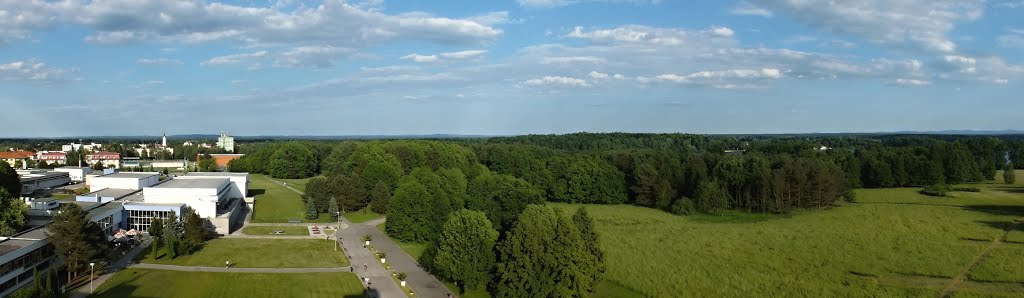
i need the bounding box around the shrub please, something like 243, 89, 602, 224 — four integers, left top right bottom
670, 197, 695, 215
920, 184, 951, 197
396, 272, 407, 281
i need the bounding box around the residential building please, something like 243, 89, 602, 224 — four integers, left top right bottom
37, 152, 66, 165
216, 132, 235, 152
0, 151, 34, 169
85, 151, 121, 169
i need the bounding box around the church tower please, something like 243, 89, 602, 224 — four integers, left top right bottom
162, 132, 167, 147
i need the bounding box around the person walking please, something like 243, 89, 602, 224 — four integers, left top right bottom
363, 263, 368, 271
225, 260, 230, 269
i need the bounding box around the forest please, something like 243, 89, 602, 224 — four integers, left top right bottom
227, 133, 1018, 216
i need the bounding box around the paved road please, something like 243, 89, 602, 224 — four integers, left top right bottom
338, 217, 453, 298
130, 263, 354, 273
337, 217, 407, 298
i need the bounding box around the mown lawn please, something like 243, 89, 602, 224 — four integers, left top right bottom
241, 226, 310, 236
344, 208, 383, 224
141, 238, 348, 268
549, 183, 1024, 297
250, 174, 332, 223
277, 176, 314, 192
92, 269, 364, 298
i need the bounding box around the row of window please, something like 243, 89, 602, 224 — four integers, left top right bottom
0, 244, 54, 289
126, 210, 174, 232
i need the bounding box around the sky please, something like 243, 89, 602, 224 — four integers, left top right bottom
1, 0, 1023, 137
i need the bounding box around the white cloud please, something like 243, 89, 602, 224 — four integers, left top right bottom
401, 50, 487, 63
750, 0, 983, 53
637, 68, 782, 88
940, 55, 977, 74
4, 0, 503, 51
201, 51, 268, 66
730, 2, 773, 17
517, 0, 661, 8
401, 54, 439, 63
0, 60, 67, 82
136, 58, 182, 65
893, 78, 932, 86
523, 76, 590, 87
589, 71, 609, 79
540, 56, 606, 64
567, 25, 736, 46
274, 46, 354, 68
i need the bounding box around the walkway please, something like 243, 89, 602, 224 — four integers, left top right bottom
337, 216, 407, 298
129, 263, 353, 273
338, 217, 453, 298
69, 237, 152, 298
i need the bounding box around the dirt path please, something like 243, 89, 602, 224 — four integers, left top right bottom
938, 219, 1021, 297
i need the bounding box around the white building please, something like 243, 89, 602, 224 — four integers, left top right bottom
179, 172, 249, 197
141, 175, 247, 234
217, 132, 235, 153
89, 172, 160, 190
53, 166, 93, 182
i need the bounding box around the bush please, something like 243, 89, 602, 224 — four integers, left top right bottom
670, 197, 695, 215
920, 184, 951, 197
396, 272, 407, 281
951, 187, 981, 192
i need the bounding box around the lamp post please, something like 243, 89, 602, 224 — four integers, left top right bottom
335, 211, 341, 251
89, 262, 95, 294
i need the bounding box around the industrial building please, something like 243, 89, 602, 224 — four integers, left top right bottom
53, 167, 93, 183
16, 171, 71, 196
89, 172, 160, 190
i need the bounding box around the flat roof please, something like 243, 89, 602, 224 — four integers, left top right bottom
99, 172, 159, 179
184, 172, 248, 177
87, 202, 124, 218
19, 171, 70, 183
0, 226, 49, 257
156, 178, 229, 189
82, 188, 139, 199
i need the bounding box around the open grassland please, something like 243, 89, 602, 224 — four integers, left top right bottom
141, 238, 349, 268
241, 226, 310, 236
93, 269, 364, 298
250, 174, 332, 223
550, 182, 1024, 297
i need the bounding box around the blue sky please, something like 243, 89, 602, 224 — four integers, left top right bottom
1, 0, 1022, 137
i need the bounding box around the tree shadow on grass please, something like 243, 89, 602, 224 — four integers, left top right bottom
90, 269, 149, 297
973, 220, 1024, 234
964, 205, 1024, 215
248, 189, 266, 196
344, 287, 379, 298
987, 186, 1024, 194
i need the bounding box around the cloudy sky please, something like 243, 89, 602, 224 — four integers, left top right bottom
2, 0, 1023, 137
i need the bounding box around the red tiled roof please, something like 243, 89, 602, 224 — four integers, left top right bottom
86, 151, 121, 160
0, 151, 34, 159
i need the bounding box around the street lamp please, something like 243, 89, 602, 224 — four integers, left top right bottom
89, 262, 95, 294
335, 211, 341, 251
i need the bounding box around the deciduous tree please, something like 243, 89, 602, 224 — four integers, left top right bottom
432, 210, 497, 293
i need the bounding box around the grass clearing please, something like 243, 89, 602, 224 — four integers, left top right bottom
141, 238, 348, 268
968, 246, 1024, 283
376, 223, 427, 260
241, 226, 310, 236
93, 269, 364, 298
250, 174, 332, 223
549, 182, 1024, 297
344, 208, 383, 224
277, 176, 314, 192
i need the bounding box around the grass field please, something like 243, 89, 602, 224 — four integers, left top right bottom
345, 208, 383, 224
278, 176, 314, 192
141, 238, 349, 268
250, 174, 332, 223
376, 224, 427, 260
969, 246, 1024, 283
93, 269, 365, 298
546, 181, 1024, 297
240, 226, 310, 236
